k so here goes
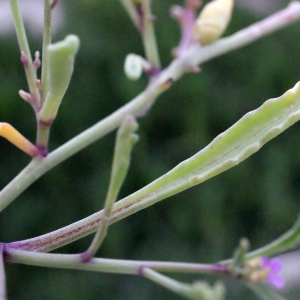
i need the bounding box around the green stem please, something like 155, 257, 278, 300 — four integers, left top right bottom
119, 0, 161, 69
219, 213, 300, 267
141, 0, 161, 69
245, 213, 300, 259
2, 1, 300, 249
118, 0, 140, 29
9, 0, 41, 108
41, 0, 53, 102
141, 268, 191, 298
4, 248, 227, 276
36, 122, 51, 156
82, 117, 138, 261
0, 81, 162, 213
36, 0, 54, 151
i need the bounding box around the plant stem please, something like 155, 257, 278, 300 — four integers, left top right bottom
218, 213, 300, 268
36, 0, 54, 152
2, 1, 300, 249
141, 0, 161, 69
141, 268, 192, 298
82, 117, 138, 261
9, 0, 41, 109
41, 0, 53, 102
119, 0, 140, 29
0, 82, 162, 213
4, 248, 228, 277
0, 246, 6, 300
245, 212, 300, 259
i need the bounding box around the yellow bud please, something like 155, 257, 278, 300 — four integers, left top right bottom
193, 0, 234, 45
0, 123, 38, 157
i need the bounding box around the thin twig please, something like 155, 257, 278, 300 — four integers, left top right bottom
4, 248, 228, 277
9, 0, 41, 109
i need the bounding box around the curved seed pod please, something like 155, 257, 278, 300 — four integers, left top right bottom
193, 0, 234, 45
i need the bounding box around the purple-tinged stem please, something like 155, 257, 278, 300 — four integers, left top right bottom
50, 0, 60, 9
4, 247, 229, 277
0, 245, 6, 300
171, 0, 200, 57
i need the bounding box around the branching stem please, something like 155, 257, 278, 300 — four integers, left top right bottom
2, 1, 300, 254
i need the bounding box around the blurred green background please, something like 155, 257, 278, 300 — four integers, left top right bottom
1, 0, 300, 299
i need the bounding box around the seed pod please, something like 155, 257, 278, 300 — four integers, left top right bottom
39, 35, 80, 121
193, 0, 234, 45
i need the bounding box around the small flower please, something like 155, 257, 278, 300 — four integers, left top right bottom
261, 257, 284, 288
247, 257, 284, 289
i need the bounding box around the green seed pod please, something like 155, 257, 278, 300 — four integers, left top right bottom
193, 0, 234, 45
40, 34, 80, 121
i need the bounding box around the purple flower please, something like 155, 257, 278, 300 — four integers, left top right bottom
260, 257, 284, 289
247, 257, 285, 288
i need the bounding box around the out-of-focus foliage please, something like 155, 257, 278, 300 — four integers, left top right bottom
0, 1, 300, 299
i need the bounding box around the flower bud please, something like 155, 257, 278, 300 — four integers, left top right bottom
124, 54, 143, 81
193, 0, 234, 45
0, 122, 38, 157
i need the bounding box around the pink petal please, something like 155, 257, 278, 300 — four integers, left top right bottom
268, 274, 285, 289
270, 259, 282, 273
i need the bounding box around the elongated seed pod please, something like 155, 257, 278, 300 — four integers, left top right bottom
193, 0, 234, 45
39, 35, 80, 121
